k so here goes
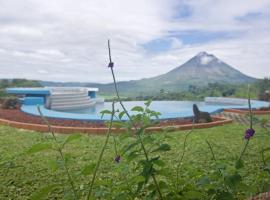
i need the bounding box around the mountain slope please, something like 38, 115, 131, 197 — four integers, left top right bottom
41, 52, 257, 95
143, 51, 256, 89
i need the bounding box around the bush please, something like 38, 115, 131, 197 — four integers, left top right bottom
258, 91, 270, 101
1, 97, 19, 109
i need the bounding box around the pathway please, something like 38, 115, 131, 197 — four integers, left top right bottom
215, 112, 270, 129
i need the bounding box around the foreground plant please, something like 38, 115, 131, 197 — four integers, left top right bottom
27, 106, 82, 199
86, 102, 115, 199
199, 85, 262, 199
97, 40, 166, 199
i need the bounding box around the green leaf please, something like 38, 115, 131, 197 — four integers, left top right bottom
127, 151, 140, 161
156, 168, 171, 177
151, 144, 171, 153
130, 175, 145, 184
262, 147, 270, 153
47, 159, 59, 171
81, 163, 96, 175
112, 121, 123, 128
27, 143, 52, 154
149, 156, 160, 162
235, 159, 244, 169
197, 176, 210, 186
63, 134, 81, 146
216, 191, 234, 200
131, 106, 144, 112
159, 180, 168, 190
118, 111, 126, 119
114, 193, 131, 200
141, 161, 153, 183
224, 173, 242, 188
142, 135, 154, 144
64, 153, 72, 164
118, 133, 131, 141
30, 184, 58, 200
184, 190, 203, 199
152, 159, 165, 167
63, 190, 74, 200
122, 140, 140, 154
144, 100, 152, 107
100, 109, 112, 119
150, 111, 161, 118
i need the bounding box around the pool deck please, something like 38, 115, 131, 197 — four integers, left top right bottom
21, 105, 105, 121
6, 87, 51, 95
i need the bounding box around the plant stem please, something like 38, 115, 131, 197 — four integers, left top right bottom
238, 85, 253, 161
176, 129, 193, 189
206, 139, 230, 193
206, 140, 217, 161
112, 135, 118, 156
248, 86, 253, 129
110, 66, 163, 199
86, 102, 115, 200
110, 67, 136, 127
37, 106, 78, 199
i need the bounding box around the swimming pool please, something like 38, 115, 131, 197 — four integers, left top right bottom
21, 99, 270, 121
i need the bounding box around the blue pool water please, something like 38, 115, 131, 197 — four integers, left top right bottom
67, 101, 214, 117
21, 100, 270, 121
65, 100, 268, 119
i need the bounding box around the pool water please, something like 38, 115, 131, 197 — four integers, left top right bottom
22, 100, 269, 121
61, 100, 261, 120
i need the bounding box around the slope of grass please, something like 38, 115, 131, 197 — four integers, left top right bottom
0, 122, 270, 199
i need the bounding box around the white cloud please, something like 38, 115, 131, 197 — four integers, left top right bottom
0, 25, 43, 37
0, 0, 269, 82
38, 69, 49, 74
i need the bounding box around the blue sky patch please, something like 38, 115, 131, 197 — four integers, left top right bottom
173, 3, 192, 19
143, 31, 238, 53
170, 31, 236, 45
235, 12, 263, 21
142, 38, 172, 53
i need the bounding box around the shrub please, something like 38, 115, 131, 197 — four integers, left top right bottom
258, 91, 270, 101
1, 97, 19, 109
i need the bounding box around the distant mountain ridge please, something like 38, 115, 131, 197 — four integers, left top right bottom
40, 52, 257, 95
146, 51, 256, 87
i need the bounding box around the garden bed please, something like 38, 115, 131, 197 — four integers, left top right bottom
0, 107, 232, 134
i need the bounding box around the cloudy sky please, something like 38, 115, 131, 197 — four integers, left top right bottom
0, 0, 269, 83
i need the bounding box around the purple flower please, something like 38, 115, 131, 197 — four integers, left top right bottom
108, 62, 114, 68
244, 128, 255, 140
114, 155, 121, 163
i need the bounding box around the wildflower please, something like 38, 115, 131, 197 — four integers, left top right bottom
244, 128, 255, 140
114, 155, 121, 163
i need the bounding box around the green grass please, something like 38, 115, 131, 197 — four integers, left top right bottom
0, 122, 270, 199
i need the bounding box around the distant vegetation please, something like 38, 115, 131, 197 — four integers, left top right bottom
105, 78, 270, 102
1, 78, 270, 102
0, 79, 41, 97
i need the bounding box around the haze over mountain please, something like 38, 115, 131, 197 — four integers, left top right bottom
41, 52, 257, 95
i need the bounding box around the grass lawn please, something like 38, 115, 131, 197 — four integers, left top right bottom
0, 121, 270, 199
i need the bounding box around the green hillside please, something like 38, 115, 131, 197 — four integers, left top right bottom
0, 79, 41, 97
